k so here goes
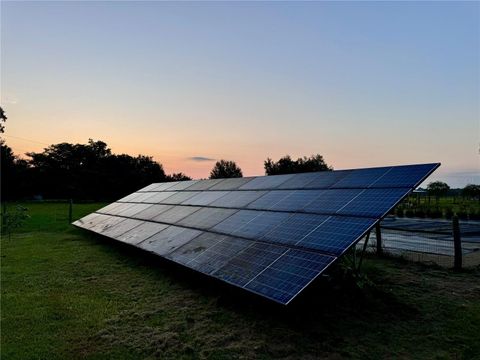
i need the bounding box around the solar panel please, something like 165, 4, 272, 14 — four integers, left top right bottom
210, 190, 267, 208
74, 162, 440, 305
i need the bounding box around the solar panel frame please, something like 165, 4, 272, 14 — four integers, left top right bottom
208, 177, 255, 190
73, 162, 440, 305
166, 180, 199, 191
239, 174, 295, 190
246, 190, 295, 210
210, 190, 267, 208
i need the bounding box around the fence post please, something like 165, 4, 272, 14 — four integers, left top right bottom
452, 215, 462, 270
68, 199, 73, 224
375, 222, 382, 256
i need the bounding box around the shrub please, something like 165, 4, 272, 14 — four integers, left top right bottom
1, 205, 30, 239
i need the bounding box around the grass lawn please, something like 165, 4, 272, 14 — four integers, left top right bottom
1, 202, 480, 359
400, 195, 480, 218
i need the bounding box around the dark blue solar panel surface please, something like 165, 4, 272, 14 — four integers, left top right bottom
74, 163, 439, 304
245, 249, 335, 304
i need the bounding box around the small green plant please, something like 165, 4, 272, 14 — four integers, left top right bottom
1, 205, 30, 240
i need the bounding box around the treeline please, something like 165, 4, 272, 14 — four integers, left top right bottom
2, 137, 332, 201
1, 139, 192, 201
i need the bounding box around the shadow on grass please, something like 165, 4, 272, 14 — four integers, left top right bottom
84, 230, 419, 331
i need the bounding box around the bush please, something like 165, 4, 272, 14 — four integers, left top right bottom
1, 205, 30, 239
457, 211, 469, 220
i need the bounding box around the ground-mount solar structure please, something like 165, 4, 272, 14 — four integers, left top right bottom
74, 163, 439, 305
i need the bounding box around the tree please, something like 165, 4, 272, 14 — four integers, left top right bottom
1, 141, 30, 200
167, 172, 192, 181
462, 184, 480, 201
264, 154, 332, 175
26, 140, 168, 200
0, 106, 6, 133
427, 181, 450, 205
209, 160, 243, 179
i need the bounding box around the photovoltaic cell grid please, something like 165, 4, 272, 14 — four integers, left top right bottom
73, 163, 439, 304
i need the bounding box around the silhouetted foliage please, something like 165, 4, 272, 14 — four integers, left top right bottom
0, 106, 7, 133
427, 181, 450, 205
264, 154, 332, 175
24, 139, 167, 200
167, 172, 192, 181
1, 141, 30, 200
209, 160, 243, 179
462, 184, 480, 201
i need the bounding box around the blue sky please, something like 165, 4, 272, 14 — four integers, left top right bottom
2, 1, 479, 186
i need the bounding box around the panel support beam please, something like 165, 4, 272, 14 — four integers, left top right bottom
356, 230, 371, 273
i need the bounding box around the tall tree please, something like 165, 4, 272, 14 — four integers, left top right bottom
1, 142, 29, 200
264, 154, 332, 175
209, 160, 243, 179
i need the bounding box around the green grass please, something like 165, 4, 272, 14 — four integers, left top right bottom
399, 195, 480, 218
2, 202, 480, 359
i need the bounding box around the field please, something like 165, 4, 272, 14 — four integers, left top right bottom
398, 195, 480, 219
1, 202, 480, 359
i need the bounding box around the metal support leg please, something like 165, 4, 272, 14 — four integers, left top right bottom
357, 230, 371, 273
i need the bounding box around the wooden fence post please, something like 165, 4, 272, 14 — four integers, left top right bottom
68, 199, 73, 224
375, 222, 382, 256
452, 215, 462, 270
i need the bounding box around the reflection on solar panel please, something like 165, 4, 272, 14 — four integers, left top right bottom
74, 163, 439, 305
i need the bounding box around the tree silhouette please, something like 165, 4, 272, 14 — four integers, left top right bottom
462, 184, 480, 201
167, 172, 192, 181
264, 154, 332, 175
25, 140, 169, 200
2, 138, 196, 201
427, 181, 450, 205
0, 106, 6, 133
209, 160, 243, 179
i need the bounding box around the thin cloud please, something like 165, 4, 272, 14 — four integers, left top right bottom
3, 96, 18, 104
188, 156, 216, 162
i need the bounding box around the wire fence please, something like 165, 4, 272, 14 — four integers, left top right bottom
358, 217, 480, 268
4, 201, 480, 268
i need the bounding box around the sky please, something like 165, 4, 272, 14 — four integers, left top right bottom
1, 1, 479, 187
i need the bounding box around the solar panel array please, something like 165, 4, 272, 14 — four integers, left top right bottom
74, 163, 439, 304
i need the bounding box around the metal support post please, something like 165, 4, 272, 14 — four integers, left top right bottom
375, 222, 382, 256
357, 230, 371, 273
453, 215, 462, 270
